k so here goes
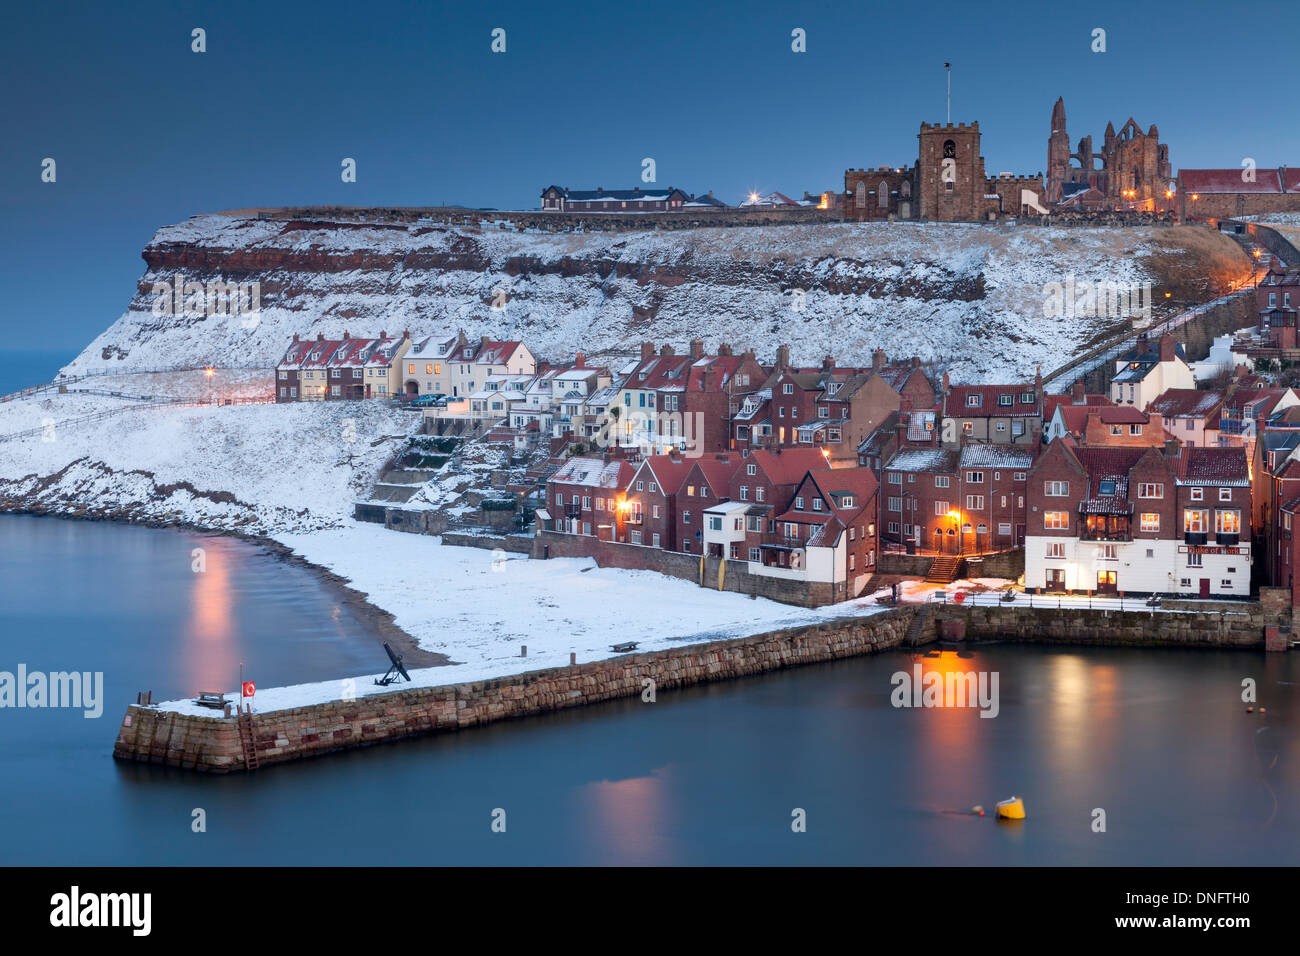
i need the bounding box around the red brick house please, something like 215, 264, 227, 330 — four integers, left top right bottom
545, 457, 636, 538
622, 453, 697, 550
1026, 439, 1250, 596
939, 374, 1043, 445
619, 341, 766, 455
1047, 402, 1164, 447
675, 454, 744, 553
726, 447, 827, 523
749, 466, 879, 597
1146, 388, 1227, 447
1256, 264, 1300, 349
881, 443, 1034, 553
870, 350, 937, 412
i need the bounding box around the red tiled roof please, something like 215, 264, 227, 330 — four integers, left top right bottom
1056, 403, 1147, 434
746, 448, 828, 485
1043, 393, 1111, 421
684, 454, 745, 494
946, 383, 1039, 417
1176, 446, 1249, 485
626, 355, 696, 390
1096, 406, 1151, 424
809, 466, 878, 515
1179, 169, 1294, 195
297, 339, 345, 369
632, 455, 695, 495
456, 340, 527, 366
1146, 388, 1226, 419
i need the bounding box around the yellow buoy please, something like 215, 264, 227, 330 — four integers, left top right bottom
996, 796, 1026, 820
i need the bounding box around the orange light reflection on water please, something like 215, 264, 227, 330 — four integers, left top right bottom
583, 769, 672, 865
186, 543, 238, 694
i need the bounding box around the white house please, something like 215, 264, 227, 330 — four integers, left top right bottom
1110, 332, 1194, 409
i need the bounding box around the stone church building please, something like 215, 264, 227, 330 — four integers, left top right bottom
1045, 97, 1173, 210
844, 120, 1045, 223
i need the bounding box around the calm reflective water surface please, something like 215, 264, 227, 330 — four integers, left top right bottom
1, 514, 1297, 865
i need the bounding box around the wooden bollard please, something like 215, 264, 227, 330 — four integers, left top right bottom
570, 652, 576, 665
521, 645, 527, 657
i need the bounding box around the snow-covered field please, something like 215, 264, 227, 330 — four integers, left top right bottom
62, 213, 1223, 384
156, 524, 892, 715
0, 387, 419, 533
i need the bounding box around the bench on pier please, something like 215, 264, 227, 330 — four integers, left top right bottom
610, 641, 640, 653
194, 691, 227, 710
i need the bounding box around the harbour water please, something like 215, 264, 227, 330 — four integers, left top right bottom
1, 513, 1297, 866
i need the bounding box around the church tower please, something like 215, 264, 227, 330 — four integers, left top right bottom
917, 121, 984, 220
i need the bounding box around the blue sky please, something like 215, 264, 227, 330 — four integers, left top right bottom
3, 0, 1295, 351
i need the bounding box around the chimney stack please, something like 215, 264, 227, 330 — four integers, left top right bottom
403, 328, 410, 341
872, 348, 885, 372
776, 344, 790, 368
822, 355, 835, 371
718, 343, 733, 356
1158, 334, 1176, 363
911, 356, 920, 368
690, 337, 704, 360
575, 351, 584, 368
342, 330, 350, 339
640, 341, 654, 361
480, 335, 490, 351
317, 332, 325, 341
660, 344, 674, 357
292, 333, 299, 342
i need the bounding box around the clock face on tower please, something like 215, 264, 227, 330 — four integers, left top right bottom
943, 140, 956, 159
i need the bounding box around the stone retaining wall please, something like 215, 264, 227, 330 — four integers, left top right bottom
533, 529, 841, 606
939, 603, 1265, 649
441, 531, 532, 554
113, 608, 919, 773
879, 549, 1024, 580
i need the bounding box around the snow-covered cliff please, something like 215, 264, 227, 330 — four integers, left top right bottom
65, 213, 1245, 383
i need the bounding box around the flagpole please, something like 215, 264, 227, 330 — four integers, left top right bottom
945, 63, 951, 125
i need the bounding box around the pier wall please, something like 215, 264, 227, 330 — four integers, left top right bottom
113, 607, 919, 773
114, 597, 1280, 774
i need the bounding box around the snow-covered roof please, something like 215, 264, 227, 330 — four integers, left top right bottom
958, 444, 1034, 470
884, 447, 958, 473
549, 456, 632, 489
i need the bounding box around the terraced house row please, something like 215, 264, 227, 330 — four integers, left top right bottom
542, 447, 880, 600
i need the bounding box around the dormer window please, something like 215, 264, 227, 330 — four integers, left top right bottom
1099, 480, 1117, 496
966, 394, 981, 407
998, 394, 1013, 406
